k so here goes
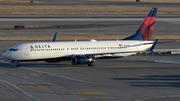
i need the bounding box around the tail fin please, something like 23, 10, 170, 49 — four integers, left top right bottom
123, 8, 157, 41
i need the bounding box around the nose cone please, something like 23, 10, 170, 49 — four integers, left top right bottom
2, 52, 7, 58
2, 52, 10, 60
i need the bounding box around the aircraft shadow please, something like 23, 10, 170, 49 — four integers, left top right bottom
0, 63, 16, 68
21, 62, 69, 68
0, 62, 69, 68
111, 75, 180, 88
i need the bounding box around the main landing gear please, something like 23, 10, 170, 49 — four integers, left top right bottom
88, 58, 95, 67
88, 61, 95, 67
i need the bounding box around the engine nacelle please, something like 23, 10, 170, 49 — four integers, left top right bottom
71, 56, 91, 65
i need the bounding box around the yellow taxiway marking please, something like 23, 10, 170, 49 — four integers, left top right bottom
0, 82, 31, 101
0, 87, 9, 91
70, 92, 111, 95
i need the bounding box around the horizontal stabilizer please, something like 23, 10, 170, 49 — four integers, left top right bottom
149, 39, 158, 55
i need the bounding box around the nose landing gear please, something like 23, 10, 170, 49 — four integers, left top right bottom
15, 61, 20, 67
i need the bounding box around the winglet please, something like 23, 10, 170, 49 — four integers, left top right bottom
52, 32, 57, 42
149, 39, 158, 55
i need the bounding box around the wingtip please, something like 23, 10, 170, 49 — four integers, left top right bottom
52, 32, 57, 42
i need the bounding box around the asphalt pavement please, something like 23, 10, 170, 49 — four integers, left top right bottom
0, 9, 180, 100
2, 0, 180, 7
1, 54, 180, 101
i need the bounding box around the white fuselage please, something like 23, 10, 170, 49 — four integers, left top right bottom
2, 40, 153, 61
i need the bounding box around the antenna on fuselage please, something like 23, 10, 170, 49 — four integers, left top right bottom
52, 32, 57, 42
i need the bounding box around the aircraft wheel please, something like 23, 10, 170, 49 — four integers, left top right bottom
88, 62, 95, 67
16, 63, 20, 67
15, 61, 20, 67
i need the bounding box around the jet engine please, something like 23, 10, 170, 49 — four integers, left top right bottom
71, 56, 92, 65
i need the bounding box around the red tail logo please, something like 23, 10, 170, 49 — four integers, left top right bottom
123, 8, 157, 41
140, 17, 156, 41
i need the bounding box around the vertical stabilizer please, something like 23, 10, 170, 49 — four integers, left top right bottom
123, 8, 157, 41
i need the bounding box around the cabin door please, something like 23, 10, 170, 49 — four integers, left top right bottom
24, 46, 29, 56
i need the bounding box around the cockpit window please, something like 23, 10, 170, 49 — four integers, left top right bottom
9, 49, 18, 51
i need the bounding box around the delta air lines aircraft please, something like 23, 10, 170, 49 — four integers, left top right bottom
2, 8, 158, 67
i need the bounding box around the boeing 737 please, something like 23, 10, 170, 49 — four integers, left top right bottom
2, 8, 158, 67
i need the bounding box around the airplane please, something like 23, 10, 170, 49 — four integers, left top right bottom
2, 8, 158, 67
